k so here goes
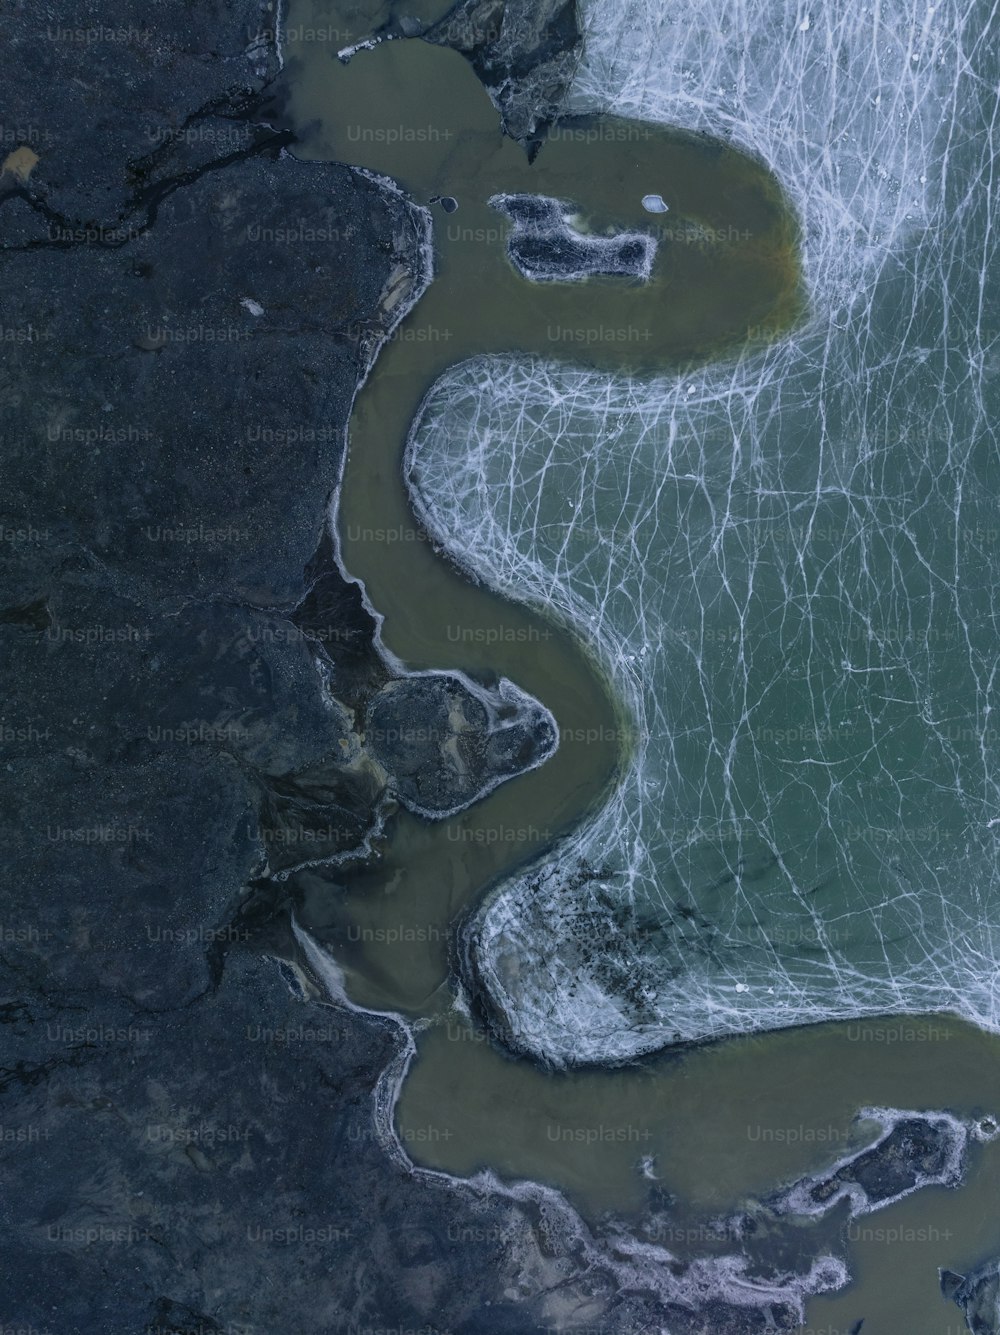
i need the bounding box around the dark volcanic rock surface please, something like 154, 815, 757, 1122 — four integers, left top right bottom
366, 671, 557, 815
4, 0, 281, 228
2, 153, 416, 605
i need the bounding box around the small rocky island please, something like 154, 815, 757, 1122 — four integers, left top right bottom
489, 193, 658, 281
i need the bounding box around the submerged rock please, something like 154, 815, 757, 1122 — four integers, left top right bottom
941, 1258, 1000, 1335
490, 192, 658, 282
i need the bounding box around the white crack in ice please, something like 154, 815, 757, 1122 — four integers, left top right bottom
407, 0, 1000, 1064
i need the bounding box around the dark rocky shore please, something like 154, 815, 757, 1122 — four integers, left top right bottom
0, 3, 580, 1331
347, 0, 581, 159
773, 1108, 970, 1219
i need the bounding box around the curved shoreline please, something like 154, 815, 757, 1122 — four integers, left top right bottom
302, 41, 802, 1034
274, 9, 1000, 1320
292, 916, 852, 1325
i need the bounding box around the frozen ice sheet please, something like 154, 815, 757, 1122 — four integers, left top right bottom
407, 0, 1000, 1064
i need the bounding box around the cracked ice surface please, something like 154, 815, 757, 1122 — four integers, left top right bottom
407, 0, 1000, 1064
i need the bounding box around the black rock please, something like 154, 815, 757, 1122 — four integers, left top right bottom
365, 671, 557, 817
774, 1109, 968, 1218
425, 0, 582, 158
4, 0, 283, 228
490, 192, 657, 282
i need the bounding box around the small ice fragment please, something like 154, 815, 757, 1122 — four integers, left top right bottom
641, 194, 668, 214
241, 298, 265, 317
799, 14, 811, 30
735, 982, 750, 993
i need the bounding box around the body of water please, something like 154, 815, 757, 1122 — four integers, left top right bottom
279, 1, 1000, 1329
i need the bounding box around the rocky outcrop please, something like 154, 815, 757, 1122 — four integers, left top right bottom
4, 0, 282, 229
490, 192, 658, 281
425, 0, 582, 158
341, 0, 583, 160
366, 671, 557, 817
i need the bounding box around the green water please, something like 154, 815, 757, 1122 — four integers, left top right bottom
277, 9, 1000, 1331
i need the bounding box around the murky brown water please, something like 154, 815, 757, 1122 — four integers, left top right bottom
286, 0, 799, 1014
278, 7, 1000, 1330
